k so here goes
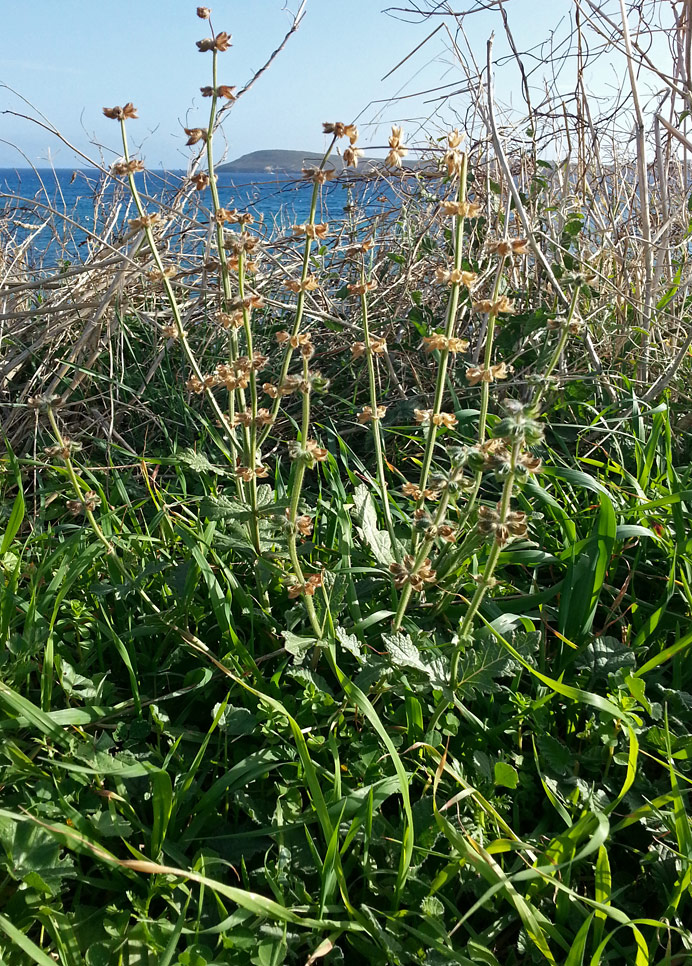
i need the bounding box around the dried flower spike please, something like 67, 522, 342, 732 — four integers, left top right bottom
301, 167, 337, 184
196, 31, 231, 52
389, 555, 436, 591
351, 336, 386, 359
306, 440, 328, 461
465, 362, 512, 386
323, 122, 359, 141
477, 503, 528, 546
214, 31, 232, 50
287, 571, 324, 599
440, 199, 481, 218
422, 334, 469, 353
276, 330, 312, 348
27, 393, 61, 412
386, 124, 408, 168
292, 223, 329, 240
216, 309, 244, 329
284, 276, 319, 293
103, 103, 138, 121
44, 439, 82, 460
357, 405, 387, 423
184, 127, 208, 146
129, 213, 160, 231
111, 159, 145, 176
197, 6, 212, 18
443, 149, 464, 176
190, 172, 211, 190
148, 265, 176, 282
472, 295, 515, 315
186, 375, 204, 393
435, 266, 478, 288
414, 409, 457, 429
348, 280, 377, 296
488, 238, 529, 258
343, 145, 364, 168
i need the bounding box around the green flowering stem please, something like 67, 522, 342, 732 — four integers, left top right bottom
285, 355, 324, 642
258, 137, 337, 448
532, 286, 580, 411
428, 437, 521, 735
359, 268, 400, 563
236, 246, 262, 554
415, 154, 469, 501
449, 282, 575, 593
236, 248, 258, 428
118, 118, 237, 463
206, 49, 243, 440
47, 409, 111, 558
476, 254, 507, 446
392, 482, 456, 631
203, 49, 261, 534
453, 254, 509, 539
392, 585, 413, 634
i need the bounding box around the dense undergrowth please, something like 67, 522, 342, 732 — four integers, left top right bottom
2, 4, 692, 964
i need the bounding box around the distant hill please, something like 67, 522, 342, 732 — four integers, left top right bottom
218, 149, 426, 174
218, 150, 336, 173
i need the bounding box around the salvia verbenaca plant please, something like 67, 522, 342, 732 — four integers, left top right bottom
7, 7, 692, 963
36, 6, 584, 719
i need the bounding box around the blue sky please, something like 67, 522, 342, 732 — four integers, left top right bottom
0, 0, 627, 169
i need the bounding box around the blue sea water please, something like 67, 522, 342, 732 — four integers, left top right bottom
0, 167, 375, 267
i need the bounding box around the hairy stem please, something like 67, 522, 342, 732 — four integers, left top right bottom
416, 154, 469, 499
359, 266, 400, 563
428, 437, 521, 734
119, 119, 237, 461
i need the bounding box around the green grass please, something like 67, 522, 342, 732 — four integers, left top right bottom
1, 381, 692, 965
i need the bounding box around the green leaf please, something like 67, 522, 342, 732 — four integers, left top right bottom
1, 490, 25, 555
593, 845, 611, 947
559, 492, 616, 643
564, 914, 593, 966
281, 630, 317, 663
543, 466, 611, 498
177, 448, 227, 475
86, 944, 116, 966
200, 494, 252, 521
421, 895, 444, 918
382, 632, 446, 690
0, 819, 74, 896
0, 913, 58, 966
90, 812, 133, 838
214, 704, 258, 735
178, 943, 215, 965
335, 625, 363, 661
454, 631, 527, 698
576, 636, 636, 680
151, 770, 173, 858
634, 627, 692, 678
494, 761, 519, 789
351, 483, 394, 565
615, 524, 656, 541
0, 681, 66, 743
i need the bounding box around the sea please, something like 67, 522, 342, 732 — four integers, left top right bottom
0, 167, 389, 268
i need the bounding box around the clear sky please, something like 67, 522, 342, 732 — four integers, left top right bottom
0, 0, 644, 170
